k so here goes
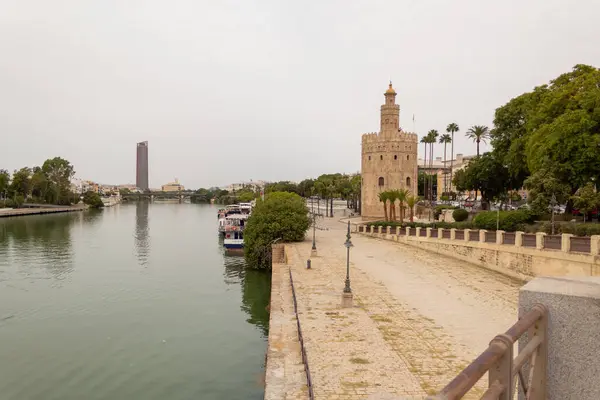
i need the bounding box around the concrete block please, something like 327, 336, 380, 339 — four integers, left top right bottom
515, 231, 524, 247
426, 227, 432, 238
496, 230, 505, 245
406, 227, 411, 236
450, 228, 456, 240
341, 292, 353, 308
464, 229, 471, 241
561, 233, 573, 252
519, 277, 600, 400
438, 228, 444, 239
415, 227, 421, 237
479, 229, 487, 242
536, 232, 546, 250
591, 235, 600, 256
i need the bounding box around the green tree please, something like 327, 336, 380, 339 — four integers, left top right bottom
41, 157, 75, 204
350, 174, 361, 213
236, 190, 256, 202
571, 183, 599, 222
420, 136, 428, 199
446, 122, 459, 189
0, 169, 9, 197
466, 125, 490, 156
395, 188, 409, 221
426, 130, 439, 201
457, 152, 510, 209
9, 167, 32, 198
83, 191, 104, 208
439, 133, 452, 193
244, 192, 310, 269
524, 169, 571, 216
30, 167, 49, 201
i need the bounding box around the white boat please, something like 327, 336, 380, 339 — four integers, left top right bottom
219, 213, 248, 236
224, 230, 244, 249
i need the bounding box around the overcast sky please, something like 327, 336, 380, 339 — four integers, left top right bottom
1, 0, 599, 189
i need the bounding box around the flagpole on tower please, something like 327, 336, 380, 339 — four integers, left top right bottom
412, 114, 416, 134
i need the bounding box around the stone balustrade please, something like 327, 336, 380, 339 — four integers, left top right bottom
358, 225, 600, 280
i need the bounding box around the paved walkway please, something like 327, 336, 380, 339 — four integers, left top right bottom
285, 217, 521, 399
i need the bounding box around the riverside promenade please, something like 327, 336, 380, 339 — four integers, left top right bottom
0, 204, 85, 218
265, 217, 521, 399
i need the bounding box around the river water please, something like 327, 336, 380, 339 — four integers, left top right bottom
0, 203, 271, 400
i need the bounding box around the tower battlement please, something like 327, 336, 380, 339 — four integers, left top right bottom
361, 131, 418, 144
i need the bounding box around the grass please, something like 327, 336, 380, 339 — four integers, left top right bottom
349, 357, 370, 364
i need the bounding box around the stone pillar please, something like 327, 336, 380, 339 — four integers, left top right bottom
377, 226, 382, 236
591, 235, 600, 256
479, 229, 487, 242
415, 227, 421, 237
519, 277, 600, 400
426, 227, 432, 238
370, 225, 374, 235
536, 232, 546, 250
396, 226, 402, 236
464, 229, 471, 241
386, 226, 391, 236
438, 228, 444, 239
515, 231, 524, 247
496, 230, 505, 245
406, 227, 411, 236
561, 233, 573, 253
450, 228, 456, 240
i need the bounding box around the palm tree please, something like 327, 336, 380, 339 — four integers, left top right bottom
388, 190, 397, 221
439, 134, 452, 194
420, 136, 428, 200
466, 125, 490, 156
378, 191, 389, 221
427, 130, 439, 202
397, 188, 409, 221
406, 195, 418, 222
446, 123, 459, 194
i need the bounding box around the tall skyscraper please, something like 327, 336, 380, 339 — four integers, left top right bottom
136, 141, 149, 191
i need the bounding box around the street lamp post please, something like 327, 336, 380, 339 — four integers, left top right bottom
342, 221, 354, 307
311, 195, 317, 257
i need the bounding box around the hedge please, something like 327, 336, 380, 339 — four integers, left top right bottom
433, 205, 457, 220
472, 210, 536, 231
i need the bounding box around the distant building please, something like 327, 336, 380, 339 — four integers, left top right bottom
361, 83, 418, 218
225, 180, 266, 192
162, 179, 184, 192
136, 141, 149, 191
417, 153, 476, 200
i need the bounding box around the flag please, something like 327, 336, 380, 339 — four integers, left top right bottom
412, 114, 415, 122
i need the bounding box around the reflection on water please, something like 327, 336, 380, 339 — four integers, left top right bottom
134, 201, 150, 266
223, 253, 271, 338
0, 213, 79, 282
0, 204, 271, 400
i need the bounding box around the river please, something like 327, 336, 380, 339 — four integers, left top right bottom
0, 203, 271, 400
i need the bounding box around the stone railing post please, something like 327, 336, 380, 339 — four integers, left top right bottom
464, 229, 471, 241
515, 231, 524, 247
536, 232, 546, 250
450, 228, 456, 240
496, 230, 505, 245
426, 227, 432, 238
519, 277, 600, 399
561, 233, 573, 252
370, 225, 374, 235
438, 228, 444, 239
377, 226, 383, 236
406, 227, 411, 237
396, 226, 402, 236
591, 235, 600, 256
479, 229, 487, 242
386, 226, 392, 236
415, 227, 421, 237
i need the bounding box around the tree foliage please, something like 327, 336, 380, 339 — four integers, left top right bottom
83, 191, 104, 208
244, 192, 310, 269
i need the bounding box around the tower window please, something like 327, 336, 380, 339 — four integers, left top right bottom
394, 155, 397, 160
406, 177, 411, 187
407, 155, 410, 160
380, 155, 383, 160
378, 177, 384, 186
368, 156, 371, 161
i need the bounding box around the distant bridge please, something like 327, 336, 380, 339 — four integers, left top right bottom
121, 192, 200, 202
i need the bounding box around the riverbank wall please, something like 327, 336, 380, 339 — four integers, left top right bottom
0, 205, 85, 218
357, 225, 600, 281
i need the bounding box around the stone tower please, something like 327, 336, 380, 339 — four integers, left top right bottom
361, 83, 418, 218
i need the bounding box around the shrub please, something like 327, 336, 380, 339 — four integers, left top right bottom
83, 191, 104, 208
244, 192, 310, 269
434, 205, 457, 220
452, 208, 469, 222
473, 210, 535, 231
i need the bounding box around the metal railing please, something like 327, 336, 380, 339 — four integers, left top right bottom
427, 303, 548, 400
288, 267, 314, 399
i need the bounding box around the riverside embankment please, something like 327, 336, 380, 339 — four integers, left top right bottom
0, 204, 85, 218
265, 217, 520, 399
